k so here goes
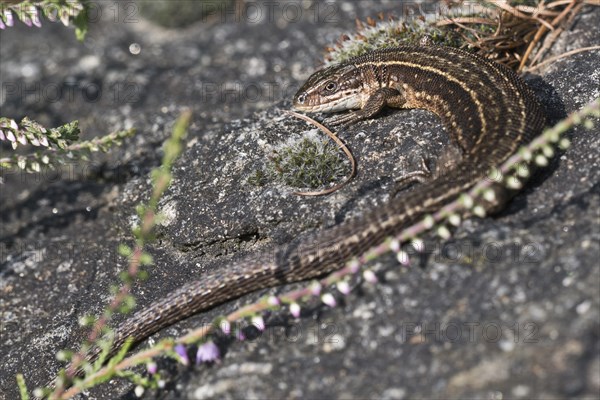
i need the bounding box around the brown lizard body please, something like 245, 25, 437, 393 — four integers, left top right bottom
82, 45, 546, 366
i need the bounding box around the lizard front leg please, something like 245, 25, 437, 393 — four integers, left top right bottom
325, 87, 406, 127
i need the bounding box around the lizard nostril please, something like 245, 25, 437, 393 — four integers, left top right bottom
296, 93, 307, 104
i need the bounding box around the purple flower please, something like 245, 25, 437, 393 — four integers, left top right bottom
310, 282, 322, 296
4, 10, 14, 27
290, 303, 301, 318
396, 250, 410, 266
175, 344, 189, 366
220, 319, 231, 336
59, 9, 69, 26
39, 135, 49, 147
363, 270, 378, 284
146, 361, 157, 375
16, 132, 27, 145
321, 293, 336, 308
411, 238, 425, 253
348, 259, 360, 274
251, 315, 265, 331
196, 341, 220, 364
134, 385, 144, 397
337, 281, 351, 295
33, 15, 42, 28
0, 130, 5, 141
267, 296, 280, 306
22, 15, 32, 27
0, 19, 5, 30
29, 6, 42, 28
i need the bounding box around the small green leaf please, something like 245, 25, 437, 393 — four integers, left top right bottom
139, 252, 153, 266
138, 269, 149, 281
119, 271, 133, 284
118, 244, 132, 257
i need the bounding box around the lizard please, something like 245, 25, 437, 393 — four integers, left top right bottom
72, 45, 546, 371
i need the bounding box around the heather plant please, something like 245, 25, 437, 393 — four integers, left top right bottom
0, 0, 135, 183
0, 0, 88, 39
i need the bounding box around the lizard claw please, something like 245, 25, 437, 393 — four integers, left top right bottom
324, 112, 362, 129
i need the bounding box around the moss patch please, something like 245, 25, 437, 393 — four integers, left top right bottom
249, 135, 350, 190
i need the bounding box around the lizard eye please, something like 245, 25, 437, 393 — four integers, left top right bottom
324, 81, 338, 92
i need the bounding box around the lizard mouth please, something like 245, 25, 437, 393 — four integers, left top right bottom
293, 94, 361, 113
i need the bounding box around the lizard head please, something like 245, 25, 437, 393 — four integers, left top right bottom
293, 64, 363, 113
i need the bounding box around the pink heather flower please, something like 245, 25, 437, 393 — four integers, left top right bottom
60, 9, 70, 26
39, 135, 49, 147
437, 225, 451, 240
267, 296, 280, 306
9, 119, 18, 130
348, 259, 360, 274
174, 344, 189, 366
321, 293, 336, 308
147, 361, 157, 375
411, 238, 425, 252
4, 10, 14, 27
363, 270, 378, 284
337, 281, 351, 295
310, 282, 322, 296
397, 250, 410, 266
290, 302, 301, 318
219, 319, 231, 336
0, 130, 5, 140
196, 341, 220, 364
21, 14, 32, 27
251, 315, 265, 332
6, 130, 16, 142
29, 6, 41, 28
0, 19, 5, 29
30, 137, 40, 146
134, 385, 144, 397
17, 132, 27, 145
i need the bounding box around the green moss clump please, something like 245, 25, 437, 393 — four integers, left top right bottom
325, 19, 463, 65
247, 169, 267, 187
323, 0, 552, 69
267, 137, 348, 190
